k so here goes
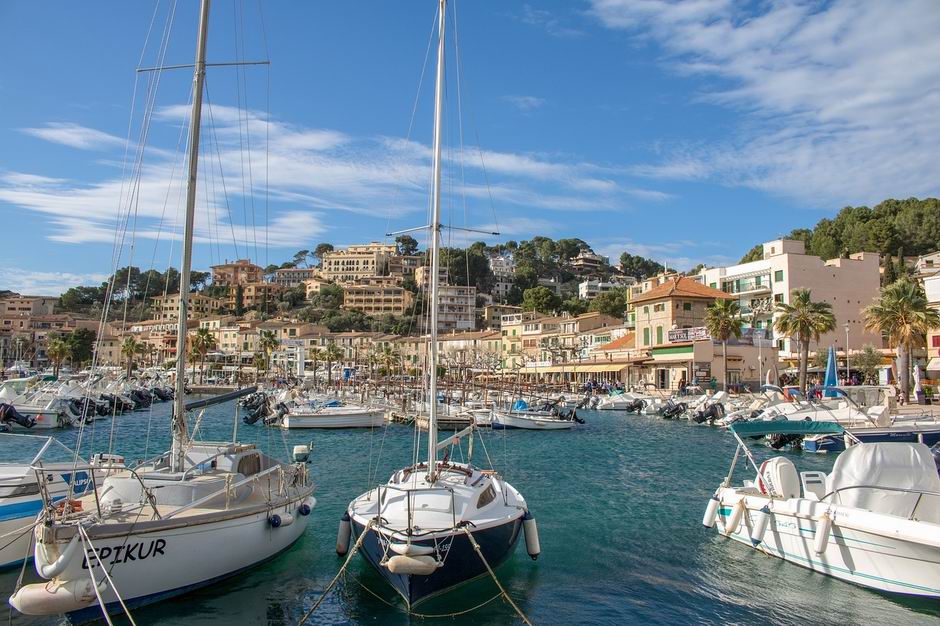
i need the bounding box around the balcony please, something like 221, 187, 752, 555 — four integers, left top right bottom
722, 276, 772, 296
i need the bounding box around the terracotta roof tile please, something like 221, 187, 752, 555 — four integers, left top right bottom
596, 332, 635, 352
631, 276, 728, 304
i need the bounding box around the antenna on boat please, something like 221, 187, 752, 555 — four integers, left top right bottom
172, 0, 210, 473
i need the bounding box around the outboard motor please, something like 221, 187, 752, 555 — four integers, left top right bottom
692, 403, 725, 425
624, 398, 646, 414
769, 433, 803, 450
661, 401, 687, 419
0, 403, 35, 429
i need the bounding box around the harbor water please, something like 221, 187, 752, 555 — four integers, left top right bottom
2, 401, 939, 625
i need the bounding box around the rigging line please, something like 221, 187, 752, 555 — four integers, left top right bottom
237, 0, 260, 264
383, 5, 440, 243
76, 1, 179, 472
204, 81, 243, 259
256, 0, 271, 269
231, 0, 254, 263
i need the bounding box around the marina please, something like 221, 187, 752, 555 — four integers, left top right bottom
1, 0, 939, 623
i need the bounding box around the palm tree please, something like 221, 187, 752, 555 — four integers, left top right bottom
309, 347, 324, 390
46, 335, 71, 378
191, 328, 218, 384
379, 345, 403, 397
704, 299, 742, 391
863, 279, 940, 402
251, 352, 266, 383
323, 343, 343, 390
259, 330, 279, 374
121, 336, 143, 379
774, 288, 837, 393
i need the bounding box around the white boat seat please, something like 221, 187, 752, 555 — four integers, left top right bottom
756, 457, 800, 499
827, 442, 940, 524
800, 471, 827, 500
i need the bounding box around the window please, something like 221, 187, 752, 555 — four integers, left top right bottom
774, 294, 783, 303
682, 302, 692, 311
755, 320, 762, 329
709, 282, 717, 289
643, 306, 649, 315
777, 340, 785, 350
476, 484, 496, 508
774, 270, 784, 282
656, 326, 663, 344
643, 328, 650, 346
933, 336, 940, 348
653, 303, 665, 312
755, 275, 762, 286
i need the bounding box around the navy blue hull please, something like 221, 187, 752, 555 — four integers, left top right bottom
351, 517, 523, 607
805, 428, 940, 452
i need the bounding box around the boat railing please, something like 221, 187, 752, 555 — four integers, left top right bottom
821, 484, 940, 521
31, 461, 161, 521
162, 464, 288, 519
376, 483, 457, 539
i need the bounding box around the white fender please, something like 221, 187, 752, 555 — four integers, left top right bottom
336, 513, 351, 555
389, 542, 435, 556
35, 534, 81, 580
725, 500, 745, 533
9, 578, 103, 615
750, 505, 771, 545
385, 555, 440, 576
814, 513, 832, 554
523, 511, 540, 560
702, 496, 720, 528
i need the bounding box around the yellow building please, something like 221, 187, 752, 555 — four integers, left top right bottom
342, 278, 413, 316
210, 259, 263, 286
150, 293, 222, 321
321, 243, 396, 282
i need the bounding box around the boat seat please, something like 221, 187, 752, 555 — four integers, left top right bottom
756, 457, 800, 499
800, 471, 827, 500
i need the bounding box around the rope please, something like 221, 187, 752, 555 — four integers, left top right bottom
349, 571, 503, 617
461, 527, 533, 625
297, 521, 371, 625
79, 526, 137, 626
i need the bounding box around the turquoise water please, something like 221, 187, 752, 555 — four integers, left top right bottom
2, 402, 940, 625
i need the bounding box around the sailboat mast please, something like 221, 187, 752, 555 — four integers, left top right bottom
427, 0, 446, 482
172, 0, 211, 472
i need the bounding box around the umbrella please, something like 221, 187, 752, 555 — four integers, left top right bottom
823, 345, 838, 397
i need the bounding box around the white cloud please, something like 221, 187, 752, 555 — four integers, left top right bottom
1, 268, 109, 296
502, 95, 545, 112
20, 122, 124, 151
595, 238, 735, 272
519, 4, 584, 38
591, 0, 940, 206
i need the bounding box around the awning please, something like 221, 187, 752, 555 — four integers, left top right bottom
927, 357, 940, 374
517, 362, 637, 374
730, 420, 845, 437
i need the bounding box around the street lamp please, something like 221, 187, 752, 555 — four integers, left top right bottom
844, 322, 850, 383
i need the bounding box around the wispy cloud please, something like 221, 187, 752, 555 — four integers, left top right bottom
3, 103, 670, 246
502, 95, 545, 112
590, 0, 940, 206
0, 268, 109, 296
20, 122, 124, 151
595, 238, 735, 272
519, 4, 584, 38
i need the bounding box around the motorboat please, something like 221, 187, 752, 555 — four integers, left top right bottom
704, 420, 940, 598
281, 402, 385, 429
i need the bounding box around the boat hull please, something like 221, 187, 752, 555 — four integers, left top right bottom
804, 427, 940, 453
350, 516, 522, 607
715, 495, 940, 598
491, 412, 573, 430
281, 410, 385, 429
13, 491, 314, 621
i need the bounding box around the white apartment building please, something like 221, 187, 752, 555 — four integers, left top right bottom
428, 285, 476, 333
578, 278, 636, 300
488, 254, 515, 279
321, 242, 395, 282
697, 239, 882, 358
271, 267, 318, 288
925, 274, 940, 377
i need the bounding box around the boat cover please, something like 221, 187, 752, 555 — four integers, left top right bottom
730, 420, 845, 437
828, 442, 940, 524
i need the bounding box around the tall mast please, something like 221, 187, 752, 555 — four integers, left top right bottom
426, 0, 446, 482
172, 0, 211, 472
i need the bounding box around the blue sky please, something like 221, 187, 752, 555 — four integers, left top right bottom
1, 0, 938, 295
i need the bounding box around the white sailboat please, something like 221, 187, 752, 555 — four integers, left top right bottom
8, 2, 315, 620
342, 0, 538, 608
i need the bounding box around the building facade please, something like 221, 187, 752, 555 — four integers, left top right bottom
210, 259, 263, 286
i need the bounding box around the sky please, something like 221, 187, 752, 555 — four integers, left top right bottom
1, 0, 938, 296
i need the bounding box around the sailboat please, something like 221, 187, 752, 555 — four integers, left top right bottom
8, 1, 315, 620
342, 0, 538, 608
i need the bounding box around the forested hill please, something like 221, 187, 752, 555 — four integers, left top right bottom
739, 197, 940, 263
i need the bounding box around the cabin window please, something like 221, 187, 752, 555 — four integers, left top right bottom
237, 453, 261, 477
477, 484, 496, 508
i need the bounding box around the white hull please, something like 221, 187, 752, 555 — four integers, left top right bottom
13, 492, 313, 617
281, 408, 385, 429
491, 412, 574, 430
715, 489, 940, 597
6, 407, 67, 429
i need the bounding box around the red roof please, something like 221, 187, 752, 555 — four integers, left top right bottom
631, 276, 728, 304
596, 332, 635, 352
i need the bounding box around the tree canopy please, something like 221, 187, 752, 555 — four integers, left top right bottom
521, 286, 561, 314
618, 253, 666, 280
